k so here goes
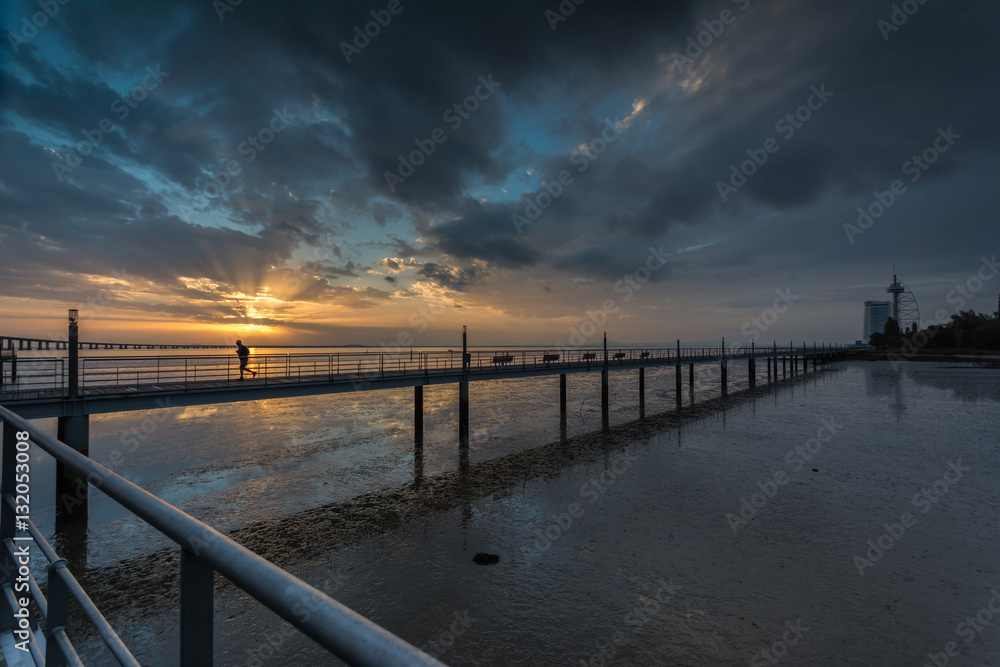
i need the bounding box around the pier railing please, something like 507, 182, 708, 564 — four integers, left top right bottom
2, 345, 840, 395
0, 405, 445, 666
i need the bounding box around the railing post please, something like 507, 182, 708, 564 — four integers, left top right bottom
180, 547, 214, 667
46, 564, 69, 667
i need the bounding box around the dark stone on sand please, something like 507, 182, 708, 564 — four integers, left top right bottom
473, 552, 500, 565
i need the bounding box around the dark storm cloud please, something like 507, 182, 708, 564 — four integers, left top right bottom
416, 262, 488, 292
419, 199, 542, 268
0, 0, 998, 326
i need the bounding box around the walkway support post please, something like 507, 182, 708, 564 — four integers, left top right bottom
459, 326, 469, 448
559, 373, 567, 439
675, 340, 682, 410
773, 341, 778, 384
57, 310, 89, 526
638, 367, 645, 420
56, 415, 89, 526
68, 309, 79, 400
601, 333, 609, 431
689, 362, 694, 403
721, 338, 728, 397
749, 340, 756, 389
414, 385, 424, 446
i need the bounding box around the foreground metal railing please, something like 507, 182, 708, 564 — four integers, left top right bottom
0, 405, 445, 666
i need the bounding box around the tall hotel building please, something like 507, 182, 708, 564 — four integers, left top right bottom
863, 300, 891, 343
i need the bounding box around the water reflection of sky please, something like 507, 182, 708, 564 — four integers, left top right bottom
31, 360, 1000, 664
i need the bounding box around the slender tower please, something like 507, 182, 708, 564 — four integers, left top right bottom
886, 266, 905, 322
885, 265, 920, 333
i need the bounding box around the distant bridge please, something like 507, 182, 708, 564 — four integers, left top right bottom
0, 335, 341, 350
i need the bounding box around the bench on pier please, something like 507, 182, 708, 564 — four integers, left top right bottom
542, 354, 560, 363
613, 352, 626, 360
582, 353, 597, 361
491, 355, 514, 365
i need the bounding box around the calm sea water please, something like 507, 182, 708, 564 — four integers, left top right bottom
20, 358, 1000, 665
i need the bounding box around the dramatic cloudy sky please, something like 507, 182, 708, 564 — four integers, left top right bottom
1, 0, 997, 346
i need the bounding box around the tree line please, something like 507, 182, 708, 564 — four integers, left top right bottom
869, 308, 1000, 351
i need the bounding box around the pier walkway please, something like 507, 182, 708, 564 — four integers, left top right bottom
0, 345, 843, 419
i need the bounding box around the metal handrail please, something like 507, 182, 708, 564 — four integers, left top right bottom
0, 345, 844, 397
0, 406, 445, 667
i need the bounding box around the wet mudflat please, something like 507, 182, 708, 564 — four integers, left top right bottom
48, 361, 1000, 665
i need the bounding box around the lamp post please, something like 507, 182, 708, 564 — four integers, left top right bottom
68, 309, 79, 399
